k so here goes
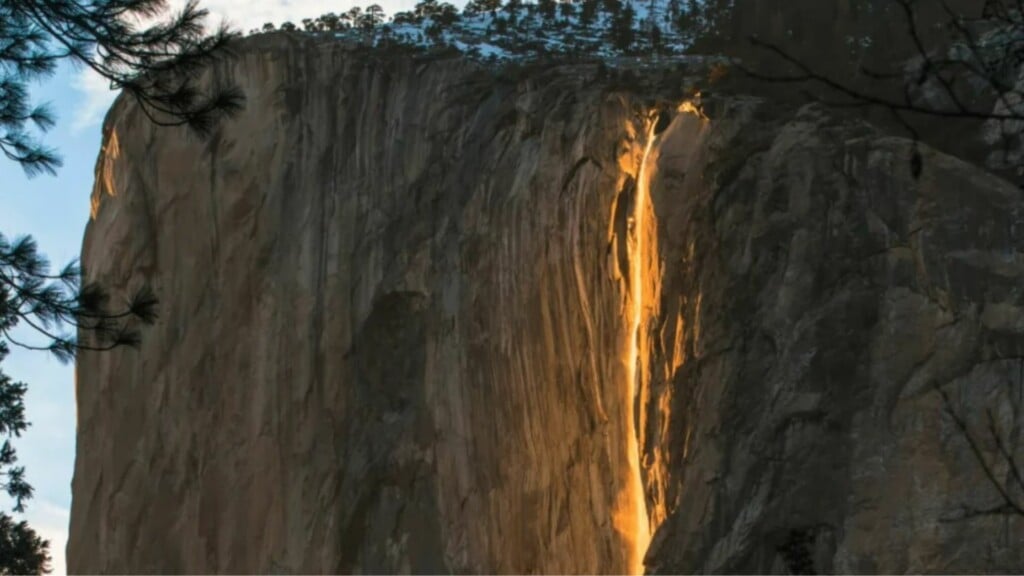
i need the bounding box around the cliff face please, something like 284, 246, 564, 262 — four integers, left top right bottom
642, 103, 1024, 573
71, 35, 651, 574
69, 34, 1024, 574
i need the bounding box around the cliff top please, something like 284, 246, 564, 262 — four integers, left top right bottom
243, 0, 715, 64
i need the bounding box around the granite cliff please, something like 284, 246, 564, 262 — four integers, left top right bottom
69, 33, 1024, 573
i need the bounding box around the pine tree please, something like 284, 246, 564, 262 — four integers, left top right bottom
433, 3, 460, 26
558, 1, 575, 21
0, 232, 157, 573
579, 0, 598, 28
0, 344, 30, 515
1, 1, 238, 572
494, 15, 509, 34
503, 0, 522, 28
318, 13, 343, 32
1, 0, 243, 177
539, 0, 556, 21
667, 0, 680, 23
471, 0, 501, 15
0, 343, 48, 575
0, 511, 48, 575
611, 0, 635, 51
361, 4, 385, 31
650, 22, 662, 53
675, 0, 700, 38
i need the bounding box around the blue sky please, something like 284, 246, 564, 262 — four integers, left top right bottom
2, 1, 416, 572
1, 60, 102, 576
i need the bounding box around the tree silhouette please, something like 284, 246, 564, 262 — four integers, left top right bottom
1, 1, 241, 572
361, 4, 385, 31
579, 0, 598, 28
0, 510, 48, 575
611, 0, 636, 51
744, 0, 1024, 178
539, 0, 556, 21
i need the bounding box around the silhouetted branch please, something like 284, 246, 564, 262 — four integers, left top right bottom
742, 0, 1024, 182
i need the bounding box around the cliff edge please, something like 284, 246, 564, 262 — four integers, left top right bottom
69, 34, 1024, 573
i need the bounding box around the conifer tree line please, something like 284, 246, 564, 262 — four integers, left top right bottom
250, 0, 736, 55
245, 0, 974, 63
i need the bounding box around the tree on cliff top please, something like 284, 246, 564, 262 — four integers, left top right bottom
1, 0, 242, 572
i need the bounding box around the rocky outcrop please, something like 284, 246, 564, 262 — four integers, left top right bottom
643, 101, 1024, 573
69, 33, 1024, 574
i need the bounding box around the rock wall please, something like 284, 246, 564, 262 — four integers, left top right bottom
70, 34, 652, 574
643, 102, 1024, 573
69, 33, 1024, 573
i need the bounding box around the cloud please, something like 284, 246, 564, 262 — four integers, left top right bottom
71, 0, 419, 131
18, 501, 70, 576
71, 69, 117, 133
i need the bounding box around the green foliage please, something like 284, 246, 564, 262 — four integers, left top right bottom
414, 0, 438, 20
651, 23, 663, 52
1, 0, 243, 178
579, 0, 598, 27
433, 3, 460, 26
558, 1, 575, 20
674, 0, 700, 37
610, 0, 635, 51
503, 0, 522, 23
0, 512, 49, 575
1, 4, 237, 573
361, 4, 386, 30
538, 0, 556, 21
0, 346, 29, 513
317, 13, 344, 31
0, 232, 156, 572
391, 10, 418, 25
0, 234, 157, 361
464, 0, 500, 14
247, 0, 729, 60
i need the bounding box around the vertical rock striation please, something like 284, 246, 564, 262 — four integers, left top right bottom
644, 101, 1024, 573
70, 34, 1024, 574
70, 34, 657, 574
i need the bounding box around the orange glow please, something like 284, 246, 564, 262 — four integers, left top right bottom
616, 119, 659, 576
677, 98, 707, 119
91, 128, 121, 219
617, 102, 704, 574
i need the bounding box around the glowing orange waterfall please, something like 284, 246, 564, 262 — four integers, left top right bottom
611, 101, 702, 575
619, 119, 659, 576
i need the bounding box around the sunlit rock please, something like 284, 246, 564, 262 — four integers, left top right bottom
69, 33, 1024, 574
